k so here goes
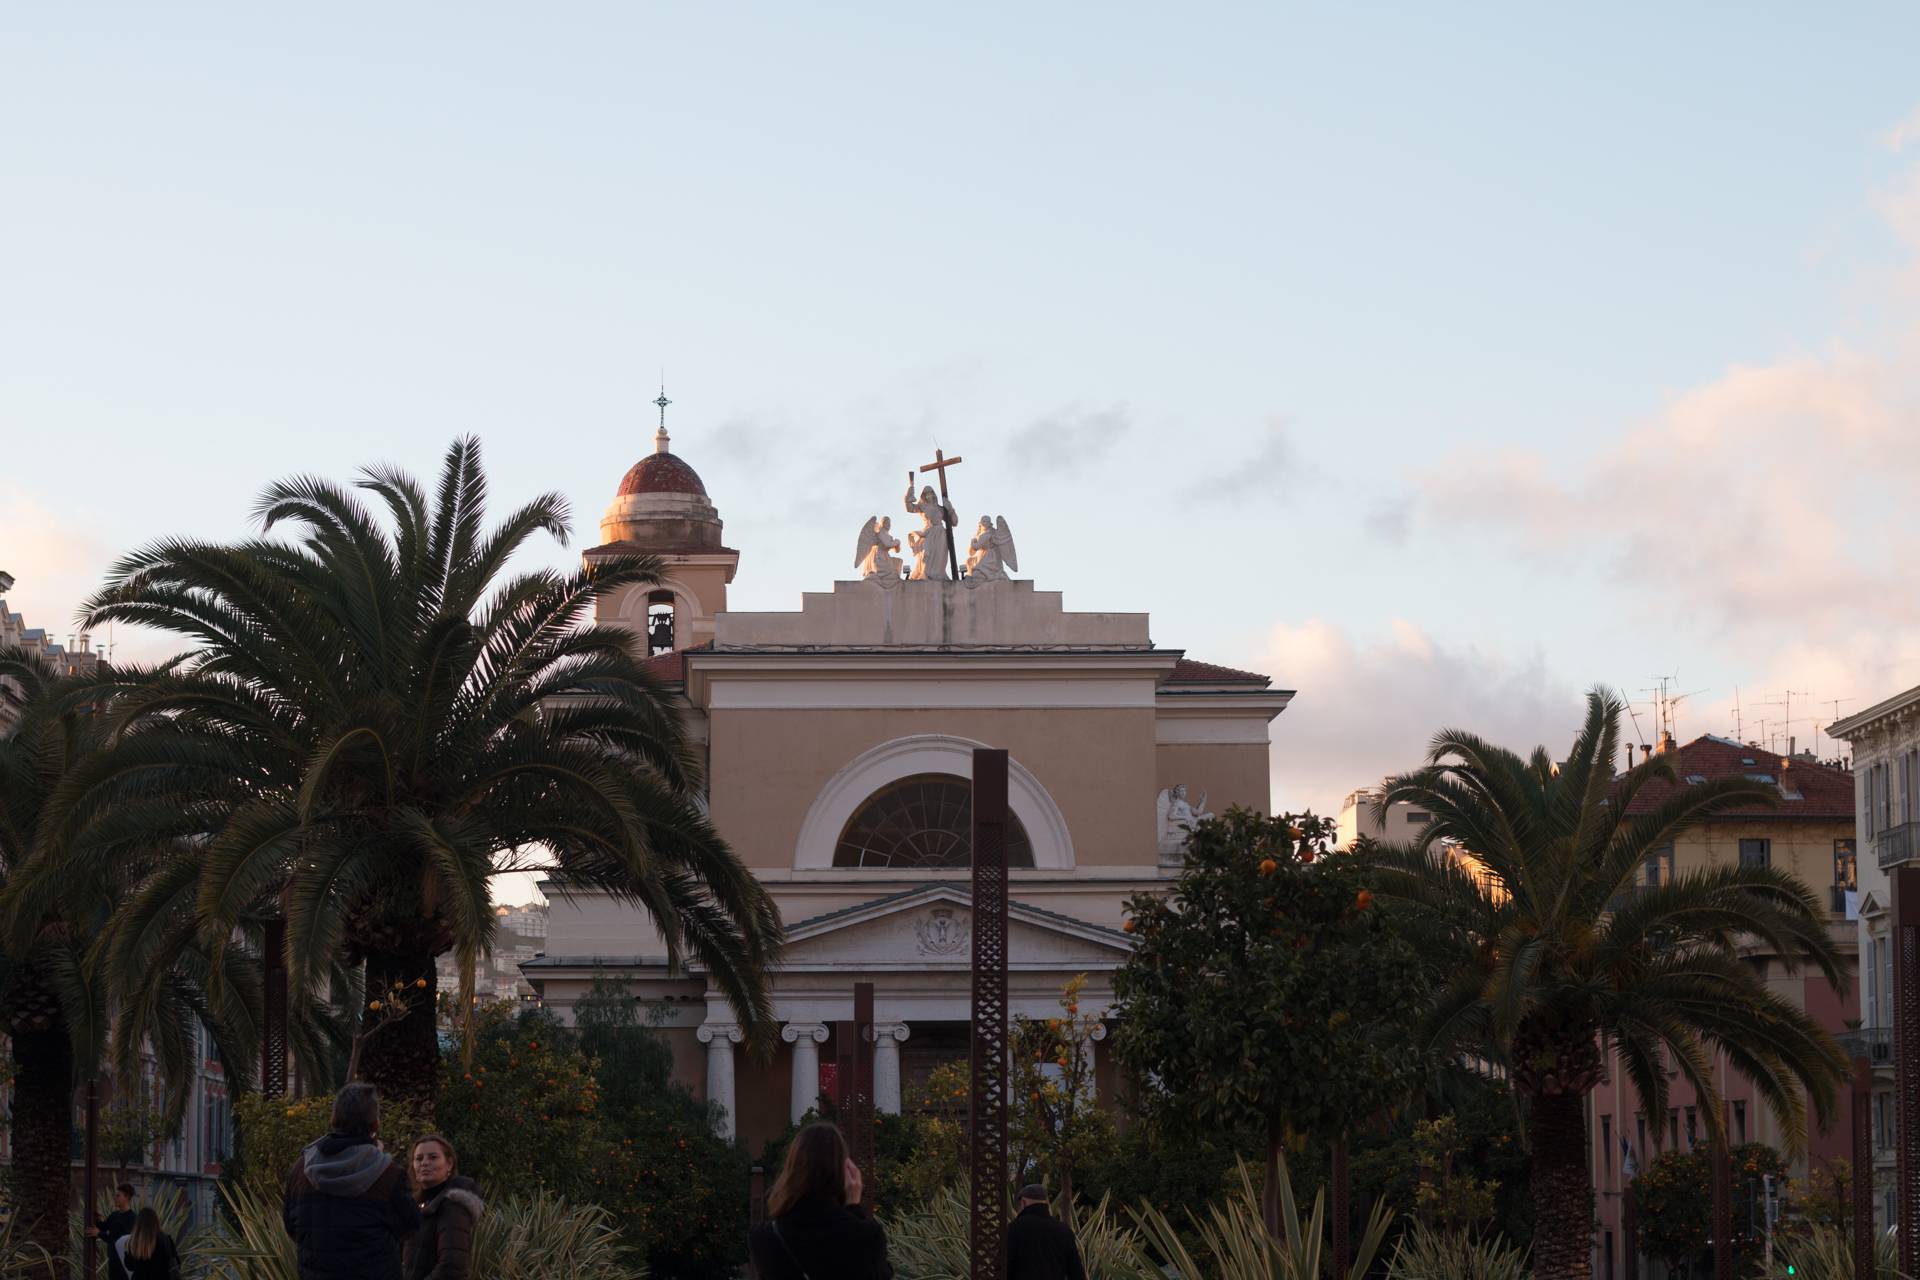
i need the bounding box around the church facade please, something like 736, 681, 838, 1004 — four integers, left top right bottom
525, 420, 1291, 1154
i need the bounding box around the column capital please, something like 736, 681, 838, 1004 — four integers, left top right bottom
782, 1022, 830, 1044
874, 1023, 911, 1043
697, 1021, 744, 1045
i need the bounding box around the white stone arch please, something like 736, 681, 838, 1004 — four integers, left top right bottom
614, 573, 700, 650
794, 734, 1074, 870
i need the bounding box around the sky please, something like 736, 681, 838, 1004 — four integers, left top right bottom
6, 6, 1920, 904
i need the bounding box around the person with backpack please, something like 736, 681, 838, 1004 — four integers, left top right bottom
402, 1133, 483, 1280
116, 1208, 181, 1280
282, 1082, 422, 1280
748, 1123, 892, 1280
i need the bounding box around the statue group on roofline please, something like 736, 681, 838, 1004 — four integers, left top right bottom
853, 482, 1018, 584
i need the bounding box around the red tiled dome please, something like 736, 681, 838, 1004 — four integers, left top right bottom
617, 452, 708, 498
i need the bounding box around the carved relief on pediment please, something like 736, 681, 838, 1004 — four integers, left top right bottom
912, 907, 971, 957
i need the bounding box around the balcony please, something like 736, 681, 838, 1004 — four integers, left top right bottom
1877, 822, 1920, 869
1835, 1026, 1894, 1067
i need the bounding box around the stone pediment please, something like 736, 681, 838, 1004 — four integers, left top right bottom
780, 884, 1134, 972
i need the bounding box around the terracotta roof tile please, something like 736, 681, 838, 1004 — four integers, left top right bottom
637, 641, 711, 686
1617, 735, 1855, 821
1165, 658, 1270, 685
617, 452, 708, 497
584, 542, 739, 557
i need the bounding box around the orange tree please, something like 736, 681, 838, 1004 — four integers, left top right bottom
1009, 976, 1116, 1206
1632, 1142, 1787, 1278
432, 1002, 600, 1199
1110, 809, 1431, 1238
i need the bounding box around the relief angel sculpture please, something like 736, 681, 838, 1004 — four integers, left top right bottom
1155, 783, 1214, 859
965, 515, 1018, 581
854, 515, 904, 581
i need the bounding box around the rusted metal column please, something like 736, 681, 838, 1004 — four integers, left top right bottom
83, 1075, 100, 1279
1855, 1056, 1875, 1280
969, 748, 1010, 1280
264, 918, 288, 1097
1894, 865, 1920, 1279
1622, 1185, 1636, 1280
1332, 1137, 1350, 1280
854, 982, 875, 1208
1712, 1140, 1732, 1280
748, 1165, 765, 1279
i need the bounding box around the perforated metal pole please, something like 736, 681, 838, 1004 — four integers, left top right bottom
1332, 1137, 1350, 1280
854, 981, 876, 1209
1855, 1057, 1875, 1280
969, 748, 1010, 1280
1712, 1140, 1732, 1280
264, 918, 288, 1097
1895, 865, 1920, 1279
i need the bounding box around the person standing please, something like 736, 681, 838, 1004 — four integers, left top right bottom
282, 1082, 422, 1280
748, 1123, 892, 1280
1007, 1185, 1087, 1280
402, 1134, 483, 1280
86, 1182, 138, 1280
116, 1207, 181, 1280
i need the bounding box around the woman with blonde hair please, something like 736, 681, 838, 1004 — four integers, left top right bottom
748, 1122, 892, 1280
401, 1134, 483, 1280
116, 1207, 180, 1280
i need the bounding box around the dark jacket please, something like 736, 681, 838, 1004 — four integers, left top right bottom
748, 1194, 893, 1280
401, 1175, 483, 1280
282, 1131, 423, 1280
1007, 1202, 1087, 1280
119, 1233, 180, 1280
96, 1208, 136, 1280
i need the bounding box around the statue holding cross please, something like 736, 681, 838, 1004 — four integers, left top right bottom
904, 448, 963, 580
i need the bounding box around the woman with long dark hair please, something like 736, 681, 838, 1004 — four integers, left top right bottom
402, 1133, 483, 1280
749, 1123, 892, 1280
116, 1207, 180, 1280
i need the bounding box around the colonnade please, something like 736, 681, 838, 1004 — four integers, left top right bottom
699, 1020, 912, 1139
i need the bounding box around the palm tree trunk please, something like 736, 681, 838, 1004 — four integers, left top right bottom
11, 1023, 75, 1260
358, 943, 440, 1118
1529, 1089, 1593, 1280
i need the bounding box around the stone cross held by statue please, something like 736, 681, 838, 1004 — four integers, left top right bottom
918, 448, 963, 581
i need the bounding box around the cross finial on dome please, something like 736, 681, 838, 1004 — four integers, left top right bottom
653, 384, 672, 454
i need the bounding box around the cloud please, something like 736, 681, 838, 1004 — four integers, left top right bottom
1885, 104, 1920, 154
0, 486, 177, 666
1411, 139, 1920, 730
1005, 403, 1131, 473
1191, 416, 1299, 503
1250, 617, 1584, 818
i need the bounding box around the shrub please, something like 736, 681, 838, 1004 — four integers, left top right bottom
1388, 1225, 1530, 1280
230, 1091, 428, 1204
432, 1004, 601, 1201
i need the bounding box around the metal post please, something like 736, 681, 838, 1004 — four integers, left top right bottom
1622, 1185, 1636, 1280
1713, 1140, 1732, 1280
748, 1165, 765, 1279
1894, 865, 1920, 1280
1855, 1056, 1875, 1280
83, 1075, 100, 1280
264, 918, 288, 1097
969, 748, 1010, 1280
854, 982, 876, 1209
1332, 1137, 1350, 1280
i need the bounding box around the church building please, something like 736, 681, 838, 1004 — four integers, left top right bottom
526, 414, 1292, 1155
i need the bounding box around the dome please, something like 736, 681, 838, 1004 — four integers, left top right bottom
617, 450, 708, 498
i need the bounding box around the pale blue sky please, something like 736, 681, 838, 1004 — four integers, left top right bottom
6, 5, 1920, 829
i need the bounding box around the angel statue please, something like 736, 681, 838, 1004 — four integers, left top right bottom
853, 516, 904, 581
1155, 783, 1214, 862
903, 478, 958, 580
965, 516, 1018, 582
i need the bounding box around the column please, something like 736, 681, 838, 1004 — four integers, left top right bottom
782, 1023, 829, 1126
874, 1024, 911, 1114
697, 1021, 743, 1140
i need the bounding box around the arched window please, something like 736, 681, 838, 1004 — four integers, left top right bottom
833, 773, 1035, 869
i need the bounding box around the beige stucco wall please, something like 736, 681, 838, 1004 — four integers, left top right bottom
1668, 817, 1851, 893
1155, 742, 1271, 819
709, 706, 1159, 868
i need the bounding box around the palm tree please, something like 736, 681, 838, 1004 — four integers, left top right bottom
80, 437, 783, 1112
1372, 688, 1849, 1280
0, 649, 261, 1257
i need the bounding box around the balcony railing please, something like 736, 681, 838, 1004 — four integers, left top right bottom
1878, 822, 1920, 869
1836, 1026, 1894, 1067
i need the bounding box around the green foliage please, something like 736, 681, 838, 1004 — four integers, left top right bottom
433, 1004, 601, 1200
1112, 809, 1432, 1151
1761, 1225, 1901, 1280
96, 1096, 176, 1171
1386, 1225, 1531, 1280
885, 1184, 1149, 1280
1631, 1143, 1787, 1277
1127, 1158, 1394, 1280
1411, 1116, 1498, 1235
1795, 1158, 1854, 1233
229, 1090, 430, 1204
1008, 976, 1119, 1201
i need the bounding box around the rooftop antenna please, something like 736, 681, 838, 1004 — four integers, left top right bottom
1822, 696, 1857, 760
1732, 686, 1742, 741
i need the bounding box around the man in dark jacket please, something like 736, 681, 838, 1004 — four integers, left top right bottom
1007, 1184, 1087, 1280
282, 1082, 422, 1280
85, 1183, 137, 1280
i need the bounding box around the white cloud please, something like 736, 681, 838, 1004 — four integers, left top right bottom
1252, 617, 1583, 818
1884, 104, 1920, 154
0, 485, 175, 666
